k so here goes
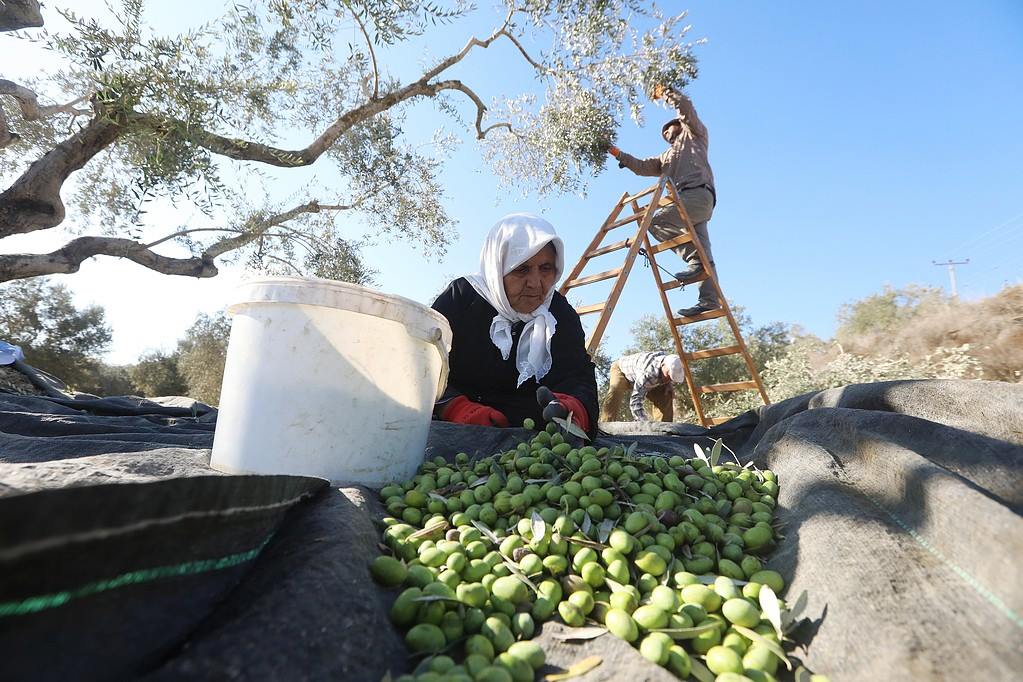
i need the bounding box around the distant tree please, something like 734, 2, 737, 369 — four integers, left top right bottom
835, 285, 946, 346
130, 349, 187, 397
2, 0, 699, 284
176, 312, 230, 405
81, 362, 139, 396
622, 306, 789, 421
0, 277, 112, 388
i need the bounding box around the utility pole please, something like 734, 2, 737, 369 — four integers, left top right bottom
932, 259, 969, 299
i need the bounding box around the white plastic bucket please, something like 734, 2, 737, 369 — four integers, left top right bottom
210, 276, 451, 487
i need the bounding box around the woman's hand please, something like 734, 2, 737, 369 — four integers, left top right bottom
536, 387, 590, 434
442, 396, 509, 427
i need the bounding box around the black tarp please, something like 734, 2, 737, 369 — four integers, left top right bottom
1, 377, 1021, 681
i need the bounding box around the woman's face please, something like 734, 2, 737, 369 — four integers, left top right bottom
503, 244, 558, 314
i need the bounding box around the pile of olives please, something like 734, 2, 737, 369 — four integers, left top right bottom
371, 420, 807, 682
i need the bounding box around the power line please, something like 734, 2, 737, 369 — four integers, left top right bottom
948, 210, 1023, 256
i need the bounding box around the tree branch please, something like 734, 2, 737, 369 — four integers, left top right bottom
0, 0, 43, 32
433, 80, 513, 139
0, 80, 92, 122
0, 200, 334, 283
0, 116, 125, 238
144, 227, 244, 250
351, 12, 379, 100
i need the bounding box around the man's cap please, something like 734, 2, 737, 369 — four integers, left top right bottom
661, 118, 681, 136
663, 354, 685, 383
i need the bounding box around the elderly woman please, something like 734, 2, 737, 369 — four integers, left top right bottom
431, 213, 598, 435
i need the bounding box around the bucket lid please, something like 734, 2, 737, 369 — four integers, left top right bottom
228, 276, 452, 351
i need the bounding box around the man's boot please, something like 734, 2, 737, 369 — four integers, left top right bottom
674, 262, 705, 284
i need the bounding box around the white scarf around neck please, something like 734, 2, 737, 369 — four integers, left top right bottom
465, 213, 565, 386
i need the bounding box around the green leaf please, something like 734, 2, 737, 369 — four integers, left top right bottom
597, 518, 615, 544
550, 626, 607, 642
693, 443, 709, 465
732, 625, 793, 671
687, 658, 717, 682
759, 584, 784, 639
552, 414, 591, 441
470, 520, 500, 545
649, 621, 722, 639
709, 439, 722, 467
410, 595, 460, 604
531, 510, 547, 542
783, 590, 810, 632
544, 655, 602, 681
499, 554, 539, 594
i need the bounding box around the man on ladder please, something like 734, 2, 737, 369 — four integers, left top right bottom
608, 84, 719, 318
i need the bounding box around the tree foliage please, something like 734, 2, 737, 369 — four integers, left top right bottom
615, 306, 788, 422
0, 277, 112, 389
176, 311, 231, 405
130, 349, 188, 397
1, 0, 699, 283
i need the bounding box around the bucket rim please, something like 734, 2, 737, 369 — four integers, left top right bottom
227, 276, 451, 347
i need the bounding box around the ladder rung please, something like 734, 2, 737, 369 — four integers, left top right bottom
649, 233, 693, 254
586, 239, 632, 259
700, 380, 759, 394
607, 213, 642, 230
685, 344, 742, 361
623, 186, 656, 203
575, 303, 605, 316
563, 267, 624, 289
662, 280, 681, 292
673, 309, 727, 325
705, 416, 734, 426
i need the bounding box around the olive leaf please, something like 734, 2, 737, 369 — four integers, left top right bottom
782, 590, 809, 632
531, 510, 547, 542
428, 492, 447, 503
469, 475, 490, 488
698, 574, 747, 586
661, 557, 675, 585
544, 655, 602, 680
759, 584, 784, 639
409, 519, 449, 540
565, 534, 607, 551
650, 621, 721, 639
581, 512, 592, 536
732, 625, 793, 671
552, 415, 591, 441
410, 595, 461, 603
499, 554, 539, 593
603, 576, 629, 594
626, 441, 638, 459
470, 520, 500, 545
489, 461, 507, 485
687, 657, 717, 682
597, 518, 615, 544
709, 439, 723, 467
550, 626, 607, 641
693, 443, 709, 465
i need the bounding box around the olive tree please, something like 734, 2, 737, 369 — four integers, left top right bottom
0, 0, 698, 283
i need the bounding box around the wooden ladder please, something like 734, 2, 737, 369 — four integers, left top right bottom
558, 176, 770, 426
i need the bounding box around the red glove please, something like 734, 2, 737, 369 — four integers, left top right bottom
553, 393, 590, 434
442, 396, 510, 427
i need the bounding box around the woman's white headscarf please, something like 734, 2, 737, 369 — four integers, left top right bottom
465, 213, 565, 387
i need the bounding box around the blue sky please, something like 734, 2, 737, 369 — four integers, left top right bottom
2, 1, 1021, 364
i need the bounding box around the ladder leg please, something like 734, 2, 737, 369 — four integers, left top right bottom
580, 179, 668, 355
642, 229, 709, 426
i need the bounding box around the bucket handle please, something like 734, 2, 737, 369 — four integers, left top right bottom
411, 326, 449, 402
